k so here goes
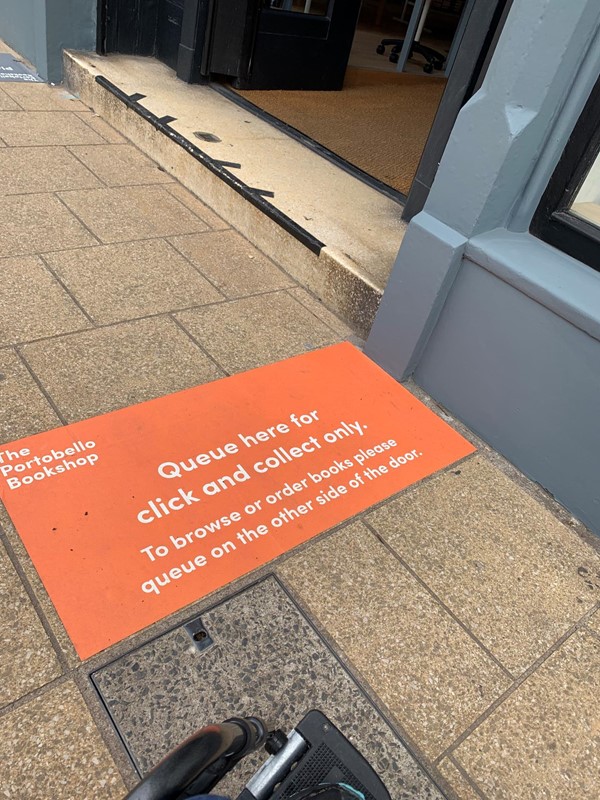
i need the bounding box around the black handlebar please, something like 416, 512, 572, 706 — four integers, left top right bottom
124, 717, 267, 800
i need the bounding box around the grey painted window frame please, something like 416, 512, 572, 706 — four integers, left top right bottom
531, 72, 600, 271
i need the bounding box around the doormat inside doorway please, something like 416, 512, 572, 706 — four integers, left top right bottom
234, 67, 446, 195
0, 343, 474, 658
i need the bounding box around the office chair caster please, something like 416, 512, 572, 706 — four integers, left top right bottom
376, 44, 385, 55
389, 52, 399, 64
423, 63, 433, 73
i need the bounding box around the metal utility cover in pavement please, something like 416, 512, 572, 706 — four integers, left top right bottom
92, 576, 445, 800
0, 55, 43, 82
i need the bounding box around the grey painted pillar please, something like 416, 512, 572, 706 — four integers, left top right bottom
0, 0, 48, 76
0, 0, 96, 82
366, 0, 600, 379
45, 0, 97, 82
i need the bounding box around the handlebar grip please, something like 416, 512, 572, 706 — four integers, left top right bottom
124, 717, 267, 800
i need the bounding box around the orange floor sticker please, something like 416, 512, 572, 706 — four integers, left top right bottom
0, 343, 474, 658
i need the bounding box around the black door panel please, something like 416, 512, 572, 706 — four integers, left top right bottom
156, 0, 185, 69
102, 0, 362, 90
243, 0, 361, 89
259, 9, 331, 38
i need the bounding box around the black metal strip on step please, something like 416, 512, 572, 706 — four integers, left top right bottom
249, 188, 276, 198
95, 75, 325, 255
213, 160, 242, 169
212, 83, 407, 206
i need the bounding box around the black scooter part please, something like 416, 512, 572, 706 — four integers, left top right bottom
124, 717, 267, 800
239, 711, 390, 800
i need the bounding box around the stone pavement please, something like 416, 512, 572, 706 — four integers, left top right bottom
0, 74, 600, 800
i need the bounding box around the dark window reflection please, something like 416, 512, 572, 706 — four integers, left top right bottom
265, 0, 330, 17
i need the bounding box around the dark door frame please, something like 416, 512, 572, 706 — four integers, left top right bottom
403, 0, 514, 220
97, 0, 214, 81
98, 0, 159, 56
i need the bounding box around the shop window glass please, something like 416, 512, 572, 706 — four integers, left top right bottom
571, 152, 600, 229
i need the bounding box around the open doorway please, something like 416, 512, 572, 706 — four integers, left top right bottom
229, 1, 466, 197
100, 0, 507, 207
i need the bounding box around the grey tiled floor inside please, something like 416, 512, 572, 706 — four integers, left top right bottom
1, 77, 600, 800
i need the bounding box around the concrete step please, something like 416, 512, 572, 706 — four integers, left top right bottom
63, 50, 408, 337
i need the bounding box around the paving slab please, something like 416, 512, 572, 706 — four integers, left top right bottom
45, 239, 223, 324
58, 184, 211, 243
170, 229, 295, 298
588, 610, 600, 635
0, 348, 60, 442
0, 193, 98, 257
288, 286, 356, 339
0, 539, 62, 708
164, 182, 230, 230
0, 110, 105, 145
21, 317, 223, 422
453, 630, 600, 800
175, 291, 341, 373
366, 456, 600, 675
0, 87, 21, 110
436, 760, 482, 800
93, 576, 444, 800
0, 255, 90, 345
0, 504, 79, 668
0, 145, 100, 195
278, 522, 511, 758
68, 143, 175, 187
76, 111, 128, 143
0, 83, 88, 111
0, 680, 127, 800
